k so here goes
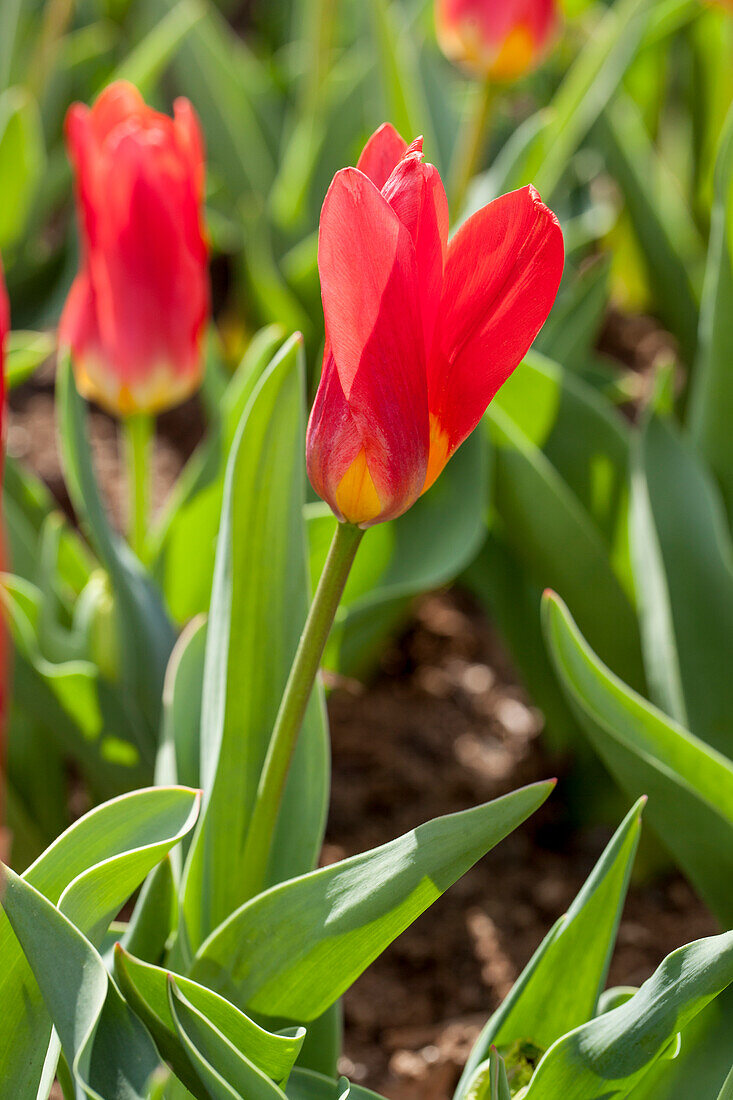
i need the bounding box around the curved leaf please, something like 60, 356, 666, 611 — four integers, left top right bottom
192, 782, 554, 1021
542, 591, 733, 924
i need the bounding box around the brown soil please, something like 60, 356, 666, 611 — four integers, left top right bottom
9, 369, 716, 1100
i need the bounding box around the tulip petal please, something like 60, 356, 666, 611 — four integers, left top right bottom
428, 184, 563, 459
317, 167, 429, 516
90, 81, 147, 142
174, 97, 206, 205
382, 151, 449, 360
356, 123, 408, 189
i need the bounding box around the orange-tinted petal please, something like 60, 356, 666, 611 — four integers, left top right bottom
427, 185, 563, 477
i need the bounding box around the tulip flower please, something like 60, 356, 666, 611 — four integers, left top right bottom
59, 81, 209, 417
435, 0, 560, 82
306, 124, 564, 527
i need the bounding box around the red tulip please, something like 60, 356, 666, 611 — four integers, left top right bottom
59, 81, 209, 417
306, 124, 564, 527
435, 0, 560, 82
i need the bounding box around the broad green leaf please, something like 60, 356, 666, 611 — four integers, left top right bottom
719, 1064, 733, 1100
181, 334, 328, 953
626, 986, 733, 1100
456, 798, 644, 1097
192, 782, 554, 1021
114, 946, 304, 1097
119, 857, 177, 966
0, 86, 45, 249
3, 454, 93, 593
689, 102, 733, 524
168, 979, 288, 1100
596, 92, 702, 363
542, 592, 733, 924
57, 355, 175, 757
5, 329, 54, 388
152, 326, 286, 623
630, 415, 733, 753
486, 359, 642, 691
0, 787, 200, 1097
157, 616, 207, 797
2, 574, 151, 786
2, 868, 161, 1100
522, 931, 733, 1098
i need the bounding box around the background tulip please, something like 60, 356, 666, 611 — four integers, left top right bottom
59, 81, 209, 418
306, 124, 564, 528
435, 0, 561, 82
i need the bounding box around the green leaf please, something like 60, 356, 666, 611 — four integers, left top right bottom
463, 1048, 511, 1100
0, 787, 200, 1097
0, 86, 45, 250
535, 256, 611, 371
2, 868, 161, 1100
110, 0, 205, 95
542, 592, 733, 925
456, 798, 644, 1097
152, 326, 286, 623
57, 354, 175, 756
595, 92, 702, 363
191, 782, 554, 1021
629, 415, 733, 753
689, 101, 733, 524
180, 334, 328, 954
167, 978, 288, 1100
502, 0, 655, 199
5, 329, 54, 388
114, 946, 304, 1098
149, 0, 273, 199
522, 931, 733, 1097
368, 0, 437, 157
157, 615, 207, 796
486, 354, 642, 691
718, 1064, 733, 1100
286, 1069, 386, 1100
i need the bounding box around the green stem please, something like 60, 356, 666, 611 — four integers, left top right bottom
240, 521, 365, 899
449, 77, 495, 216
123, 413, 154, 562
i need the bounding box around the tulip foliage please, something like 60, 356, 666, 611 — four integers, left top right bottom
1, 0, 733, 1098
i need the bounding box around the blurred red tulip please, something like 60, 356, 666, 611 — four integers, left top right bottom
306, 124, 564, 527
435, 0, 560, 81
59, 81, 209, 417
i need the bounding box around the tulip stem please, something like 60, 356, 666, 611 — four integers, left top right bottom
123, 412, 154, 563
240, 520, 364, 900
449, 76, 495, 217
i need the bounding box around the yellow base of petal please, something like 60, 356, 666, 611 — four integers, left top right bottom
74, 356, 201, 417
490, 26, 536, 82
422, 416, 452, 494
335, 450, 383, 525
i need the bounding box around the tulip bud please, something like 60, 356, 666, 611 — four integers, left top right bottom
59, 81, 209, 417
435, 0, 560, 82
306, 124, 564, 528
